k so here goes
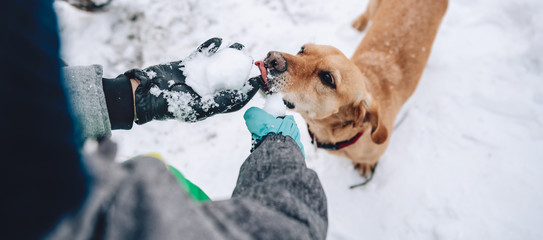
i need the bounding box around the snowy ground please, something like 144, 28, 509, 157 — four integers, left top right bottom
55, 0, 543, 239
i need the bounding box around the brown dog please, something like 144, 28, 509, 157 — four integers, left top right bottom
259, 0, 448, 178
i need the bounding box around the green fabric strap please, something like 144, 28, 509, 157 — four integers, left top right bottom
168, 165, 211, 202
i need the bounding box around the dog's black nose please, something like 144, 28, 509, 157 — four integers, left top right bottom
264, 51, 287, 73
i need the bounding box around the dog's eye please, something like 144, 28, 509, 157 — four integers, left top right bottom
298, 46, 305, 55
318, 71, 335, 89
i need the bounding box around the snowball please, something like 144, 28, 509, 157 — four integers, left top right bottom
263, 93, 286, 117
183, 47, 253, 98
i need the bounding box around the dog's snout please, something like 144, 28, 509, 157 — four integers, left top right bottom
264, 51, 287, 73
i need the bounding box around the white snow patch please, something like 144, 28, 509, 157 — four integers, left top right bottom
149, 86, 162, 97
145, 70, 157, 79
263, 93, 286, 117
148, 86, 199, 122
183, 48, 253, 98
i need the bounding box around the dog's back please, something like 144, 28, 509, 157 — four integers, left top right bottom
352, 0, 448, 111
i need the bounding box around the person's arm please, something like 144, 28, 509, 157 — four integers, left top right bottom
63, 64, 140, 138
64, 38, 261, 139
63, 65, 118, 138
202, 134, 328, 239
199, 107, 327, 239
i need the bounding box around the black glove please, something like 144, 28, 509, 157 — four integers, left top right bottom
124, 38, 260, 124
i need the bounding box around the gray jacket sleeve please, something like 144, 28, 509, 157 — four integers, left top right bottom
204, 134, 328, 239
46, 135, 327, 240
62, 65, 112, 138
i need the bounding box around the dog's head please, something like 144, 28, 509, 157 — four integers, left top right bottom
261, 44, 387, 144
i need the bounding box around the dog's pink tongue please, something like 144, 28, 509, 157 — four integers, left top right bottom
254, 61, 270, 92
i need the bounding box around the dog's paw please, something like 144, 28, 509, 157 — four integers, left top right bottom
354, 162, 377, 179
352, 14, 369, 32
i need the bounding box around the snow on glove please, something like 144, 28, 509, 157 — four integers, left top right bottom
125, 37, 260, 124
244, 107, 304, 157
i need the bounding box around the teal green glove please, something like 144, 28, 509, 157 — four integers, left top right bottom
244, 107, 304, 157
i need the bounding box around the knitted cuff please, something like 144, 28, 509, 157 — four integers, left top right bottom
102, 74, 134, 129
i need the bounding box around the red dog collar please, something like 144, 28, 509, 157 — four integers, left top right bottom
308, 128, 364, 151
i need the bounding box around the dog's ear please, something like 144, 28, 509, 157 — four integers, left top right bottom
360, 99, 388, 144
